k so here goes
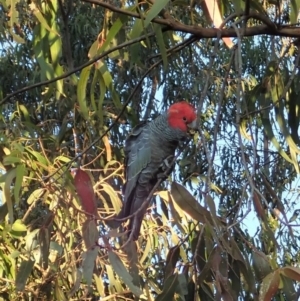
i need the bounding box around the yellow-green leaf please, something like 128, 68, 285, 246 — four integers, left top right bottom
144, 0, 170, 28
108, 251, 145, 298
27, 188, 45, 205
14, 164, 26, 205
12, 219, 27, 232
77, 65, 92, 120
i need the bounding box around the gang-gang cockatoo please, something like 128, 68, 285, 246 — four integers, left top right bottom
117, 101, 197, 240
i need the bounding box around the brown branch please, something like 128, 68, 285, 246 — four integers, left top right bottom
82, 0, 300, 37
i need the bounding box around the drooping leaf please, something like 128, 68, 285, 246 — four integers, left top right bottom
54, 279, 67, 301
39, 227, 50, 270
290, 0, 300, 24
165, 246, 180, 279
77, 66, 92, 121
15, 259, 35, 291
14, 164, 26, 205
281, 266, 300, 282
82, 247, 99, 285
171, 182, 223, 226
12, 219, 27, 232
69, 268, 83, 298
154, 24, 168, 71
259, 270, 280, 301
88, 17, 127, 58
108, 250, 145, 298
280, 274, 297, 300
27, 188, 45, 205
144, 0, 170, 28
74, 169, 98, 216
1, 168, 17, 223
252, 250, 272, 281
29, 2, 59, 35
156, 273, 178, 301
82, 219, 99, 249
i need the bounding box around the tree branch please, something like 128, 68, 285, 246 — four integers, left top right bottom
82, 0, 300, 38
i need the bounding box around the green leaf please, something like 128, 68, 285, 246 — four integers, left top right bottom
171, 182, 222, 226
29, 2, 59, 36
108, 251, 145, 298
97, 69, 106, 125
55, 279, 67, 301
49, 32, 64, 98
144, 0, 170, 28
165, 246, 180, 279
231, 0, 244, 12
249, 0, 269, 15
176, 274, 188, 297
39, 227, 50, 269
100, 183, 122, 212
96, 61, 122, 109
156, 274, 178, 301
25, 147, 49, 166
130, 19, 144, 40
15, 259, 35, 291
14, 164, 26, 205
261, 116, 294, 166
139, 235, 152, 264
12, 219, 27, 232
154, 24, 168, 71
290, 0, 300, 24
32, 24, 55, 82
281, 274, 297, 300
252, 250, 272, 281
1, 169, 17, 223
18, 104, 31, 122
27, 188, 45, 205
88, 17, 126, 58
82, 219, 98, 249
77, 65, 92, 120
69, 268, 82, 298
3, 155, 22, 165
82, 247, 99, 285
6, 0, 25, 43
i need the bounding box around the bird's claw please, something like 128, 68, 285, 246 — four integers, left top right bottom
159, 155, 175, 173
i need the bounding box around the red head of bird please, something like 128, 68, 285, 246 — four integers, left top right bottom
167, 101, 197, 132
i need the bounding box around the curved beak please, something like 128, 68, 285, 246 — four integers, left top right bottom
187, 119, 198, 130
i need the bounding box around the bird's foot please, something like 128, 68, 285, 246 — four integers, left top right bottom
157, 156, 175, 179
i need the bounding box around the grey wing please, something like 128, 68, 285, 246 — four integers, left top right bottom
119, 122, 152, 218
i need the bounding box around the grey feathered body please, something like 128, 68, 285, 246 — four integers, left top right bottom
119, 113, 188, 240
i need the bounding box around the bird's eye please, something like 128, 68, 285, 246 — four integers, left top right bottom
183, 117, 187, 122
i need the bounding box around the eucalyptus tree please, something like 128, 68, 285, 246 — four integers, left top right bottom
0, 0, 300, 300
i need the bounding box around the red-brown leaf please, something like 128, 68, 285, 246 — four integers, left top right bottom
259, 270, 280, 301
74, 169, 98, 216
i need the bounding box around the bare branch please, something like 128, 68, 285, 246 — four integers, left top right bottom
82, 0, 300, 38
